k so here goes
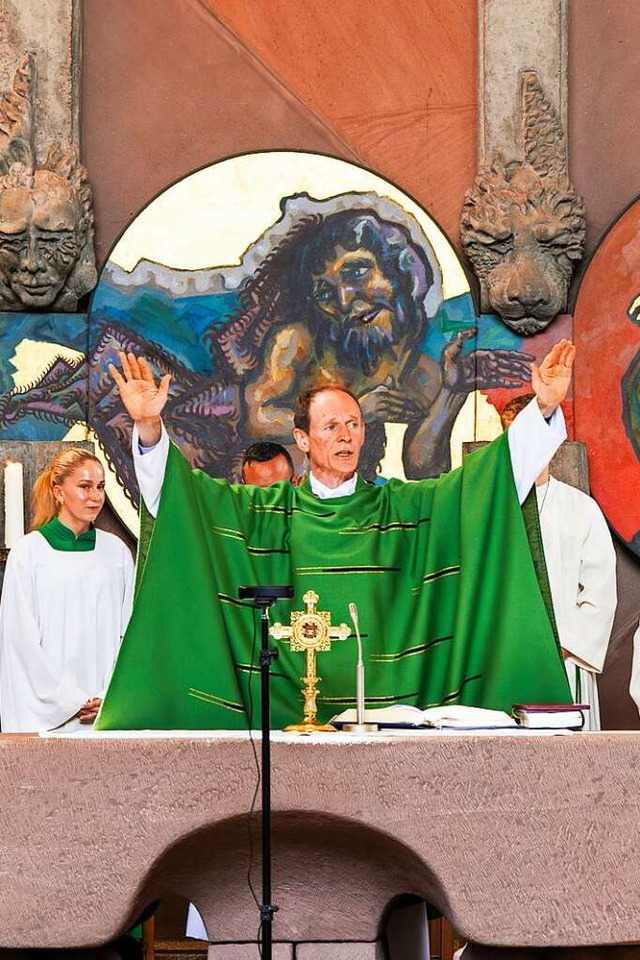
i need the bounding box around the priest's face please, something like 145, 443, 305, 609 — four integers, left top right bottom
55, 460, 106, 534
294, 388, 365, 488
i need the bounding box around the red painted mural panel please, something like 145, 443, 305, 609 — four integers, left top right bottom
574, 198, 640, 551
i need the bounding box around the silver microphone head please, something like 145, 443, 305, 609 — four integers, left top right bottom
348, 601, 359, 630
349, 602, 363, 662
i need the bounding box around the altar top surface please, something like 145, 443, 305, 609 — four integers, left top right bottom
1, 731, 639, 949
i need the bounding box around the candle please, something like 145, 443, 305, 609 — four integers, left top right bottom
4, 460, 24, 548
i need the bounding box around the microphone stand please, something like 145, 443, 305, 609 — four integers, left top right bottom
343, 602, 378, 734
239, 585, 293, 960
258, 596, 277, 960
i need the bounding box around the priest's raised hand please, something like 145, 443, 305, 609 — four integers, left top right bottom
109, 351, 171, 447
532, 338, 575, 417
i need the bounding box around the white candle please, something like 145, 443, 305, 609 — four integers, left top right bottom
4, 460, 24, 548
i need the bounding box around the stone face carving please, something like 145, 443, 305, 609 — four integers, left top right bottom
461, 71, 585, 335
0, 56, 96, 311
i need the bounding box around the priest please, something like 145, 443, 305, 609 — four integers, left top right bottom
97, 340, 576, 730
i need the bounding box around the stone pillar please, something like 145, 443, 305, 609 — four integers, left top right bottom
479, 0, 568, 163
463, 0, 582, 331
0, 1, 96, 311
0, 0, 81, 154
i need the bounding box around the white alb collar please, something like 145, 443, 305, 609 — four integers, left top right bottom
309, 472, 358, 499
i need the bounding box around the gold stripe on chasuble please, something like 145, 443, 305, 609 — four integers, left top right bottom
319, 691, 420, 705
218, 593, 254, 608
251, 505, 292, 515
235, 662, 289, 680
295, 565, 401, 575
339, 517, 432, 535
211, 525, 246, 541
436, 674, 483, 705
252, 504, 335, 519
187, 687, 245, 713
370, 635, 454, 662
246, 546, 290, 556
211, 526, 289, 555
411, 564, 461, 593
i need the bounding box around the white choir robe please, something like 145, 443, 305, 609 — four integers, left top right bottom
536, 477, 617, 730
0, 529, 134, 732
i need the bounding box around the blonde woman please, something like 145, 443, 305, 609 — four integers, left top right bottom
0, 448, 134, 731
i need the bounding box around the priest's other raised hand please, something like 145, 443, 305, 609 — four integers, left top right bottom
109, 352, 171, 447
531, 338, 575, 417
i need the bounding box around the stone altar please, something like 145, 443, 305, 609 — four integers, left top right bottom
0, 730, 639, 954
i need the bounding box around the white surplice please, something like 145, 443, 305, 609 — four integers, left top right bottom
0, 529, 134, 732
536, 477, 617, 730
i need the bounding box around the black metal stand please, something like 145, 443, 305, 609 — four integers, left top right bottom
238, 585, 293, 960
258, 599, 278, 960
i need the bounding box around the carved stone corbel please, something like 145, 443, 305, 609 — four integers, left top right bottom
460, 71, 585, 335
0, 55, 97, 311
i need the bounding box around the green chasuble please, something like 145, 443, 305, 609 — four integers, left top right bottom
96, 434, 571, 730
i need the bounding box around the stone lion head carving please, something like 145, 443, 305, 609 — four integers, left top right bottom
461, 71, 585, 335
0, 55, 97, 310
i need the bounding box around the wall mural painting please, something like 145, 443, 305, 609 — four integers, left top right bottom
574, 194, 640, 556
0, 153, 548, 533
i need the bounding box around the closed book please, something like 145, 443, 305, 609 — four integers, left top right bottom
512, 703, 589, 729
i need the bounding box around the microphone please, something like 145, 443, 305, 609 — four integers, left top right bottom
349, 602, 365, 726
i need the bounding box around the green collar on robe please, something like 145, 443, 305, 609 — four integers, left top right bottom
37, 516, 96, 552
97, 434, 571, 732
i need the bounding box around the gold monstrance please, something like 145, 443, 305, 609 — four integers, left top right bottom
269, 589, 350, 732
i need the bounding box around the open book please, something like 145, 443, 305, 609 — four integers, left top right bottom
331, 703, 517, 729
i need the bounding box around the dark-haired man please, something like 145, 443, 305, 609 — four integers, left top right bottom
241, 441, 295, 486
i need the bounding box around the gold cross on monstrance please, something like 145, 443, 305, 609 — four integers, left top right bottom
269, 589, 350, 732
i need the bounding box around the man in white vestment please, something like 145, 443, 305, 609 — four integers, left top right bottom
502, 394, 617, 730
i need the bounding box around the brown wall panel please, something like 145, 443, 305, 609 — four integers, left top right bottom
81, 0, 356, 263
569, 1, 640, 259
206, 0, 478, 246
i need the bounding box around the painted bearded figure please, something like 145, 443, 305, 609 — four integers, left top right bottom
211, 200, 531, 479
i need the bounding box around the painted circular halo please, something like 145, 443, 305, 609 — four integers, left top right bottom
573, 195, 640, 554
87, 151, 477, 534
